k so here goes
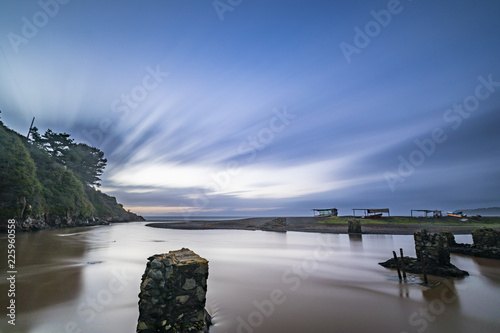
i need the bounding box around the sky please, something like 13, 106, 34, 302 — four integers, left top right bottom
1, 0, 499, 217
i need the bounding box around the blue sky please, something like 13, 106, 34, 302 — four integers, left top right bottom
1, 0, 499, 216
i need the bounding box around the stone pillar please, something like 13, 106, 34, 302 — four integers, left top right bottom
348, 220, 362, 234
472, 228, 500, 247
440, 232, 457, 247
137, 248, 210, 333
414, 229, 450, 265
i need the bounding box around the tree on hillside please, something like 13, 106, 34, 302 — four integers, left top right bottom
66, 143, 107, 187
42, 164, 95, 219
41, 129, 74, 164
30, 126, 43, 145
30, 128, 107, 187
0, 124, 44, 220
1, 121, 138, 225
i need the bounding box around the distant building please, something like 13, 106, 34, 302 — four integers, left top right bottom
313, 208, 338, 217
352, 208, 390, 218
411, 210, 442, 218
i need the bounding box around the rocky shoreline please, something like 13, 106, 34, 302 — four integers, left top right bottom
1, 212, 145, 232
379, 229, 470, 278
379, 256, 469, 278
446, 228, 500, 260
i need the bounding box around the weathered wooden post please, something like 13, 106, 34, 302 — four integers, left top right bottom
392, 251, 402, 281
420, 250, 428, 285
399, 248, 407, 280
380, 230, 468, 279
137, 248, 210, 333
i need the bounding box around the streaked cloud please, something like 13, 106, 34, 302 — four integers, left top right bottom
1, 0, 499, 216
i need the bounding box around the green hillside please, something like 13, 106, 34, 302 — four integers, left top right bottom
0, 120, 143, 231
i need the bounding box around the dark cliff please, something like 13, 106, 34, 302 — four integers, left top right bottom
0, 121, 144, 231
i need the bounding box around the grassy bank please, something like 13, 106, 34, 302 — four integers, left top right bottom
319, 216, 500, 229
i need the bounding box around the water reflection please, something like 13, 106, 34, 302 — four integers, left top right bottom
348, 234, 363, 253
348, 234, 362, 242
471, 256, 500, 284
398, 281, 410, 298
0, 228, 90, 332
410, 279, 464, 333
1, 225, 500, 333
422, 279, 462, 306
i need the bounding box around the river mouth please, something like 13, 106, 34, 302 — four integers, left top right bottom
1, 223, 500, 333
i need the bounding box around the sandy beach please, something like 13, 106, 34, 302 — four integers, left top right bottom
146, 216, 500, 235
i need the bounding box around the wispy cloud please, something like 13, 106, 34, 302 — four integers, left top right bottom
1, 0, 499, 215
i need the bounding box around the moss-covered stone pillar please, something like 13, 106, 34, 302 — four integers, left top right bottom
348, 220, 362, 233
440, 232, 457, 247
472, 228, 500, 247
414, 229, 450, 265
137, 248, 210, 333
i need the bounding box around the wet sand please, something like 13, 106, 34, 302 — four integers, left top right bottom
146, 216, 500, 235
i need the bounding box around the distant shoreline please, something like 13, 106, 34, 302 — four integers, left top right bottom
146, 216, 500, 235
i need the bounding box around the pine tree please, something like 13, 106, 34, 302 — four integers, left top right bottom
66, 143, 107, 187
41, 129, 74, 164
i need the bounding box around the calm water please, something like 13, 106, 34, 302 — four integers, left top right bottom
144, 216, 251, 221
1, 222, 500, 333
